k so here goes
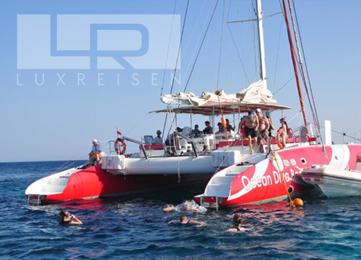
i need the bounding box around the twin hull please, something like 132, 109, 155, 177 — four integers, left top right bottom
26, 144, 361, 206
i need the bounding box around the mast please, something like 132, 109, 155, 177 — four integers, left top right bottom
256, 0, 267, 80
281, 0, 308, 129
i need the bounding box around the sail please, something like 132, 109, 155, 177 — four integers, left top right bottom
161, 80, 276, 106
237, 80, 276, 104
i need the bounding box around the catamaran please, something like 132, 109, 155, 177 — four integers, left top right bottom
25, 0, 361, 206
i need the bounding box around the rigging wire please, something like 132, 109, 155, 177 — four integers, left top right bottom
291, 0, 322, 137
226, 22, 251, 85
183, 0, 220, 92
272, 17, 283, 90
273, 75, 294, 95
160, 0, 178, 96
169, 0, 190, 95
161, 0, 190, 139
286, 0, 319, 133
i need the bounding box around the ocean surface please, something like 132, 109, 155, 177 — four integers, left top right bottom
1, 161, 361, 259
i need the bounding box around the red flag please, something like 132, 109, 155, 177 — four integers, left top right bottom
117, 130, 122, 136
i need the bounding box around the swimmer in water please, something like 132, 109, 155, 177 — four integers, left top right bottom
179, 215, 206, 227
58, 210, 83, 225
163, 200, 207, 214
227, 213, 247, 233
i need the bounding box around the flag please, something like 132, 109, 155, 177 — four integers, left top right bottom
117, 130, 122, 136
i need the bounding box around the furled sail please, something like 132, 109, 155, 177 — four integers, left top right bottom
161, 80, 276, 106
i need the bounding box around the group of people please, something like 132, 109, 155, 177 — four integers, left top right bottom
239, 108, 292, 153
164, 198, 304, 232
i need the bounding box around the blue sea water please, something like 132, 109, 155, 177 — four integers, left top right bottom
1, 161, 361, 259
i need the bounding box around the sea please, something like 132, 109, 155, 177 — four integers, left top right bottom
1, 161, 361, 259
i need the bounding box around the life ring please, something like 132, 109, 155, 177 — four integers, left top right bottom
114, 138, 126, 155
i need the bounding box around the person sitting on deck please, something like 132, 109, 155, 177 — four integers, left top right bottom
242, 111, 259, 154
225, 119, 234, 132
191, 124, 203, 138
215, 122, 225, 135
203, 121, 213, 134
58, 210, 83, 225
88, 139, 102, 165
152, 130, 163, 145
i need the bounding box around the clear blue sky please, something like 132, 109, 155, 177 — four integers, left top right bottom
1, 0, 360, 162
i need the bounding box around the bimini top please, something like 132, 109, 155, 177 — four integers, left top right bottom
152, 80, 290, 116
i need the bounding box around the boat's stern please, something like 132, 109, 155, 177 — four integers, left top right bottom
25, 167, 80, 205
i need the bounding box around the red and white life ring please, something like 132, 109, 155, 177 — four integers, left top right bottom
114, 138, 126, 155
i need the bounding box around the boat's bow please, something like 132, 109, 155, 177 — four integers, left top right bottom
301, 165, 361, 198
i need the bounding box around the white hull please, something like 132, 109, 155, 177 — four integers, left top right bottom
302, 166, 361, 198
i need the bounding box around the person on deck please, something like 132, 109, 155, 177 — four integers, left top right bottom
265, 112, 274, 138
277, 118, 289, 149
191, 124, 203, 138
215, 122, 225, 135
153, 130, 163, 145
256, 108, 270, 145
203, 121, 213, 134
225, 119, 234, 132
242, 111, 259, 154
88, 139, 102, 165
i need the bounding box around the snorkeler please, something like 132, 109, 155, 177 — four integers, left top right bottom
168, 215, 206, 227
179, 215, 206, 227
58, 210, 83, 225
163, 200, 207, 214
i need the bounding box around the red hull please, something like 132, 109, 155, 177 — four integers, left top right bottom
44, 166, 211, 204
221, 144, 361, 207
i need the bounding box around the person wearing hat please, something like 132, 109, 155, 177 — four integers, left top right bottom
153, 130, 163, 145
88, 139, 102, 166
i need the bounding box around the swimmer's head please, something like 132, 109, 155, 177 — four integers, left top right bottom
233, 213, 242, 226
180, 215, 188, 223
163, 204, 175, 212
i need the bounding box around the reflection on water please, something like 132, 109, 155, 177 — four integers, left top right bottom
1, 161, 361, 258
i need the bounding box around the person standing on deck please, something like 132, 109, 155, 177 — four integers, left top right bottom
242, 111, 259, 154
256, 108, 270, 145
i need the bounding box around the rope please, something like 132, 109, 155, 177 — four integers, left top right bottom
271, 151, 294, 208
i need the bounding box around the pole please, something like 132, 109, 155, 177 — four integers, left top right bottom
281, 0, 308, 129
256, 0, 267, 80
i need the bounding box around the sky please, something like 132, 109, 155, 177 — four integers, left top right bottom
1, 0, 360, 162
